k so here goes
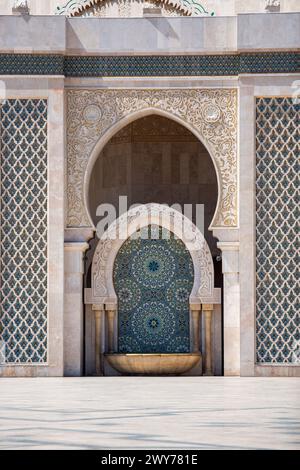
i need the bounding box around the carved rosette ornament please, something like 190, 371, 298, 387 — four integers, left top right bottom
67, 89, 237, 228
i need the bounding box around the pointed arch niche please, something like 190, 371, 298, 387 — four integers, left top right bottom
85, 204, 221, 376
66, 89, 238, 231
89, 203, 220, 307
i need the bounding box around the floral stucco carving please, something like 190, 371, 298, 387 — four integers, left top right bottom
67, 89, 237, 228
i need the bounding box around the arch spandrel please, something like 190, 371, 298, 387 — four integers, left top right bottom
67, 89, 238, 230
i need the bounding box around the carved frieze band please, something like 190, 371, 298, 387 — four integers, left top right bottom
67, 89, 238, 228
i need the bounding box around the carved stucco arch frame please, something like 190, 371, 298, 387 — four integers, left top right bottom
67, 89, 238, 230
88, 203, 221, 308
84, 106, 221, 229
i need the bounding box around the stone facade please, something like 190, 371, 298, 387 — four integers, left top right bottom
0, 8, 299, 377
66, 89, 237, 229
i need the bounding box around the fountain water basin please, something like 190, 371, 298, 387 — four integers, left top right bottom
105, 353, 202, 376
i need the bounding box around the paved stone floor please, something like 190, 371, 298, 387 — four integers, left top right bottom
0, 377, 299, 450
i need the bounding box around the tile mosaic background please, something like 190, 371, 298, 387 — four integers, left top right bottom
0, 52, 298, 76
256, 97, 299, 364
0, 99, 48, 363
114, 225, 194, 353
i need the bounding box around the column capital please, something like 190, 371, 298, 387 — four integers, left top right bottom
64, 242, 89, 253
217, 241, 239, 252
190, 303, 202, 311
202, 304, 214, 311
64, 242, 89, 275
92, 304, 105, 311
64, 228, 95, 243
217, 242, 239, 275
105, 303, 117, 312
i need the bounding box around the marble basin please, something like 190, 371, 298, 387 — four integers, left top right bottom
105, 353, 201, 376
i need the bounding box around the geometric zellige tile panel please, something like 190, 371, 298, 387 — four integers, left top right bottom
256, 97, 300, 364
0, 99, 48, 363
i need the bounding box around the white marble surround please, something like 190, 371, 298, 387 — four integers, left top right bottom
0, 73, 299, 377
0, 12, 299, 377
0, 13, 299, 54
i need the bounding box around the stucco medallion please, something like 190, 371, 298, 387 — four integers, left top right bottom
83, 104, 102, 123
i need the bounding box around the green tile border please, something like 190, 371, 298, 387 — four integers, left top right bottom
0, 52, 298, 76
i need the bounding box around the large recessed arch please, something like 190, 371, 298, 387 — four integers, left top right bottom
84, 107, 221, 230
67, 89, 237, 229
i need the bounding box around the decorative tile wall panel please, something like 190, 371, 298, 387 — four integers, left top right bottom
0, 99, 48, 363
256, 97, 299, 364
114, 225, 194, 353
0, 52, 298, 76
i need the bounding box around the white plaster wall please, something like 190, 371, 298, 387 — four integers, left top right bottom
0, 15, 66, 53
0, 13, 299, 55
66, 13, 299, 55
238, 12, 300, 50
66, 16, 237, 55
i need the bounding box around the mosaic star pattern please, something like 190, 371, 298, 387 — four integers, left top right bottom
114, 225, 194, 353
0, 99, 48, 363
256, 97, 300, 364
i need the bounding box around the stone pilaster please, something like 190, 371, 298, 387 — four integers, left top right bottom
64, 242, 89, 376
203, 304, 214, 376
217, 242, 240, 376
190, 306, 201, 353
106, 306, 117, 353
92, 305, 105, 376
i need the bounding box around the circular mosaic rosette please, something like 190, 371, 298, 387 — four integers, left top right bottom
166, 278, 193, 310
131, 243, 176, 289
131, 301, 176, 348
117, 279, 141, 312
114, 225, 194, 353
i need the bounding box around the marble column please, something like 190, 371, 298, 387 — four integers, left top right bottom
106, 307, 117, 353
217, 242, 240, 376
190, 305, 201, 353
64, 242, 89, 376
92, 305, 105, 376
203, 304, 213, 376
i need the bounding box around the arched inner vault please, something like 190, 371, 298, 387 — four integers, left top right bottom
89, 203, 221, 307
67, 89, 238, 230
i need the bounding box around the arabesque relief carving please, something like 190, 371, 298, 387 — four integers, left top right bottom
67, 89, 237, 228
